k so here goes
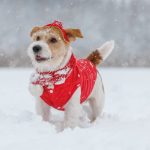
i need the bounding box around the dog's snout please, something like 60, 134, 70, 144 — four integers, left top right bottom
33, 45, 42, 53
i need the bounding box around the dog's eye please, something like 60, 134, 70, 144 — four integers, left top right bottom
36, 36, 40, 41
49, 38, 57, 43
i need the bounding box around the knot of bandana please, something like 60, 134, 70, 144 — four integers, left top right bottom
31, 54, 76, 90
46, 20, 69, 42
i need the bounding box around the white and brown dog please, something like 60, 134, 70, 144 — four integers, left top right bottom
28, 21, 114, 129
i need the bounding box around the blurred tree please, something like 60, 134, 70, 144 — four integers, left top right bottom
0, 0, 150, 67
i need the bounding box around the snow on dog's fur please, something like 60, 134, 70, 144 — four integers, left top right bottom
28, 21, 114, 130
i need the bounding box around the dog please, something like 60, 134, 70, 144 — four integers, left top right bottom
28, 21, 114, 129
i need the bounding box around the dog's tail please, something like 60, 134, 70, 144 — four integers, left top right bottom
87, 40, 114, 66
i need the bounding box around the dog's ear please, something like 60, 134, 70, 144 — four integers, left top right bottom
30, 26, 40, 37
65, 29, 83, 42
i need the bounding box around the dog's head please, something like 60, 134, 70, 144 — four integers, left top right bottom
28, 21, 83, 71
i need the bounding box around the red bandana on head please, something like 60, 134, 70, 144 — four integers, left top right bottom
46, 20, 69, 42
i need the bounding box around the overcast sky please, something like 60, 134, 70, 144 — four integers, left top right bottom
0, 0, 150, 67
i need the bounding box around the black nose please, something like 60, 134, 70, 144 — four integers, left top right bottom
33, 45, 42, 53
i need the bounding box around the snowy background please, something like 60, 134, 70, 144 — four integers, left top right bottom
0, 0, 150, 67
1, 0, 150, 150
1, 69, 150, 150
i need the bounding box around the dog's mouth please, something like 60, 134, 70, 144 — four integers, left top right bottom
35, 55, 50, 62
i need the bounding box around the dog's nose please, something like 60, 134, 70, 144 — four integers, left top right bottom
33, 45, 42, 53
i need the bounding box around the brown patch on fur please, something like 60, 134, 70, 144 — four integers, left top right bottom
51, 27, 69, 44
30, 25, 70, 60
30, 26, 49, 36
65, 28, 83, 41
31, 26, 69, 44
86, 50, 103, 65
30, 25, 83, 44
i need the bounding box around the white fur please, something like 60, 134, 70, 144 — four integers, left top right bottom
27, 41, 70, 72
97, 40, 114, 61
64, 87, 82, 128
28, 41, 114, 130
29, 84, 43, 97
88, 74, 105, 121
28, 41, 52, 64
35, 97, 50, 122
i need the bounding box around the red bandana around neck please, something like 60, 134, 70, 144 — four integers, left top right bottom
31, 54, 97, 111
32, 54, 76, 88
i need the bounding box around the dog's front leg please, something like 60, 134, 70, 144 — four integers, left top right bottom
35, 97, 51, 122
29, 84, 50, 122
64, 87, 82, 129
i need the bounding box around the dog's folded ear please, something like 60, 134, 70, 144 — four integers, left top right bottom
65, 29, 83, 42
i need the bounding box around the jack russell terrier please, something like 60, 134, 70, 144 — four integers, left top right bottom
28, 21, 114, 129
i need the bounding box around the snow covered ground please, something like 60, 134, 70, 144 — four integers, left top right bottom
0, 68, 150, 150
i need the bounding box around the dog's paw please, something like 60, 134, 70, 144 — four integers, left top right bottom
29, 84, 43, 97
63, 119, 79, 129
